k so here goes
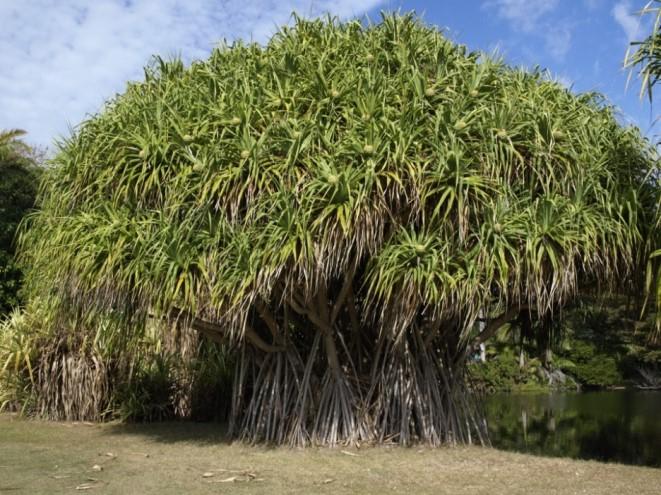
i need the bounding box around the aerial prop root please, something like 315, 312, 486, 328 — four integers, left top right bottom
229, 321, 488, 446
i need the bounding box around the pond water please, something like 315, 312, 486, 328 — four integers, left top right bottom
484, 390, 661, 467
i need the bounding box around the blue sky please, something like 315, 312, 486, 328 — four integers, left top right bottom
0, 0, 657, 148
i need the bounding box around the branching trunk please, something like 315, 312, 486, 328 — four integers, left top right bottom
226, 279, 487, 446
471, 306, 527, 349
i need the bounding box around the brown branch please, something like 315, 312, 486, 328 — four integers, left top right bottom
423, 319, 442, 348
330, 264, 357, 325
255, 299, 280, 339
346, 284, 361, 337
322, 328, 342, 375
194, 325, 225, 345
285, 288, 342, 374
289, 294, 333, 333
173, 308, 284, 353
471, 306, 527, 349
317, 285, 331, 324
243, 323, 285, 353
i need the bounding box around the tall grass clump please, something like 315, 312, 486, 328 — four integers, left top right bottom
17, 14, 660, 445
0, 304, 232, 421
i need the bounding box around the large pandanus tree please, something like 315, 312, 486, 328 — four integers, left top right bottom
20, 14, 659, 445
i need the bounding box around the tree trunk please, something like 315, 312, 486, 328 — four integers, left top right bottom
224, 281, 488, 446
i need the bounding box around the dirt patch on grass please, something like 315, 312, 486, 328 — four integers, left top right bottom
1, 414, 659, 494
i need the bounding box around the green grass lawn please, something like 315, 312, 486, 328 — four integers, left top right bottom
1, 413, 659, 494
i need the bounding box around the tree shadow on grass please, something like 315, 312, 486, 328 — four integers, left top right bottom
100, 420, 235, 446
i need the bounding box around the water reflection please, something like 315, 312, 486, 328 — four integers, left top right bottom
484, 391, 661, 467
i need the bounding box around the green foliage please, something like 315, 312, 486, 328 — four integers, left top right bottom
559, 297, 660, 383
469, 349, 555, 392
561, 341, 622, 387
576, 357, 621, 387
563, 340, 597, 362
0, 252, 23, 312
115, 354, 177, 422
0, 308, 39, 412
475, 296, 660, 391
625, 0, 661, 102
20, 14, 659, 343
624, 1, 661, 334
470, 350, 521, 391
0, 129, 41, 315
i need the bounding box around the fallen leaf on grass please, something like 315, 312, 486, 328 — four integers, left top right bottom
207, 472, 258, 483
323, 478, 335, 484
208, 468, 257, 474
75, 483, 97, 490
340, 450, 359, 457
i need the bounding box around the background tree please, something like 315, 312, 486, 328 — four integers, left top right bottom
0, 129, 40, 316
18, 14, 659, 445
625, 0, 661, 333
625, 0, 661, 103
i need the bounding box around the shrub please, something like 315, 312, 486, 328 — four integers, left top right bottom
561, 341, 623, 387
0, 304, 233, 421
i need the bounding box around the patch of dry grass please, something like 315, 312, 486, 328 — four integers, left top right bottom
1, 414, 659, 494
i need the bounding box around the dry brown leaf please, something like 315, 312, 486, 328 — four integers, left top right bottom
75, 483, 96, 490
208, 472, 257, 483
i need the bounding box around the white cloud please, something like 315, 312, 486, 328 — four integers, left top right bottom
0, 0, 383, 147
612, 1, 640, 41
484, 0, 572, 62
545, 26, 572, 62
484, 0, 560, 33
554, 74, 573, 89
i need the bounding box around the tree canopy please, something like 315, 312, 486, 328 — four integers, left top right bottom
19, 14, 660, 445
